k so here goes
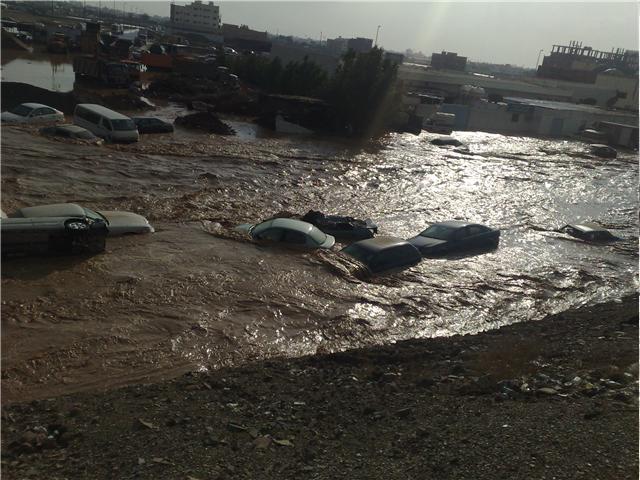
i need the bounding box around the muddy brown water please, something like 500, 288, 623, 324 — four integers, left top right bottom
1, 120, 637, 404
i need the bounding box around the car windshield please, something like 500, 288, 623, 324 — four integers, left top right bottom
83, 208, 108, 224
420, 224, 456, 240
308, 227, 328, 245
9, 105, 33, 117
342, 244, 375, 265
111, 119, 136, 131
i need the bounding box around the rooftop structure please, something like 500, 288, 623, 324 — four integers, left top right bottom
537, 41, 638, 83
431, 51, 467, 72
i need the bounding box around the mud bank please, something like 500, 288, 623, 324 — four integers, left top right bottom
1, 295, 637, 479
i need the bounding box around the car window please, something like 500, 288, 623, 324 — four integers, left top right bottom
58, 129, 71, 137
42, 108, 56, 115
282, 230, 307, 244
31, 108, 47, 116
101, 118, 113, 131
112, 119, 136, 131
420, 225, 455, 240
9, 105, 33, 116
467, 226, 486, 236
256, 228, 282, 242
453, 229, 468, 241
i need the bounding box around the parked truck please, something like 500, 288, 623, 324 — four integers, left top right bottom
73, 56, 130, 87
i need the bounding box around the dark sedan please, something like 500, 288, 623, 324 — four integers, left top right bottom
559, 223, 618, 242
133, 117, 174, 134
408, 221, 500, 256
342, 237, 421, 274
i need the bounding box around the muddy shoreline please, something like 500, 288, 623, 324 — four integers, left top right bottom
1, 295, 637, 479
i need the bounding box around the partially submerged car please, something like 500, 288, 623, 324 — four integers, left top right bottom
133, 117, 174, 134
301, 210, 378, 240
1, 213, 108, 256
40, 124, 101, 143
341, 237, 421, 274
589, 144, 617, 159
1, 103, 64, 124
7, 203, 154, 236
235, 218, 335, 249
559, 223, 619, 242
408, 221, 500, 256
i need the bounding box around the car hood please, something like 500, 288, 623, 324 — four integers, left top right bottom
1, 112, 24, 123
100, 211, 154, 235
407, 236, 447, 249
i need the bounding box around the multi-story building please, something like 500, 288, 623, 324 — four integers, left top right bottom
346, 37, 372, 53
170, 0, 221, 34
430, 51, 467, 71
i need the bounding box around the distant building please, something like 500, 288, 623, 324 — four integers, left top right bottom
221, 23, 270, 52
170, 1, 221, 35
384, 52, 404, 65
270, 43, 339, 74
326, 36, 348, 55
537, 41, 638, 83
430, 51, 467, 71
347, 37, 372, 53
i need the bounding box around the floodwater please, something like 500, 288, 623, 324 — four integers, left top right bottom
1, 52, 75, 92
1, 122, 637, 403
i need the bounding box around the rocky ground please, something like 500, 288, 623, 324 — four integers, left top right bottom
1, 295, 638, 480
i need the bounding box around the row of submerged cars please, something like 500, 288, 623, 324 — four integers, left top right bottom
1, 102, 174, 143
1, 201, 619, 274
233, 211, 620, 275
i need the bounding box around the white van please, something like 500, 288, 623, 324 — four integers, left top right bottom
73, 104, 139, 143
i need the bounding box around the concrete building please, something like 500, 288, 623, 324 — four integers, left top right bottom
384, 52, 405, 65
430, 51, 467, 71
347, 37, 372, 53
221, 23, 270, 52
537, 42, 638, 83
170, 1, 221, 34
326, 37, 348, 55
440, 97, 638, 138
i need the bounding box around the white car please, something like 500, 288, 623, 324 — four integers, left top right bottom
6, 203, 154, 236
1, 103, 65, 124
236, 218, 335, 249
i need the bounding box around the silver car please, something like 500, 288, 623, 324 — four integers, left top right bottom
1, 103, 65, 124
236, 218, 335, 249
9, 203, 154, 236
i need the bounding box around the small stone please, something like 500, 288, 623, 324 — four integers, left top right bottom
227, 423, 246, 432
253, 436, 272, 449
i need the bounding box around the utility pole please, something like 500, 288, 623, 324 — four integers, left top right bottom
375, 25, 381, 47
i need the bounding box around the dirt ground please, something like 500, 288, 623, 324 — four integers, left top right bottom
1, 295, 637, 480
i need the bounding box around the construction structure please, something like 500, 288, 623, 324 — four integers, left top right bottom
430, 51, 467, 71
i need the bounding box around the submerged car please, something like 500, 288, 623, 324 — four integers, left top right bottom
559, 223, 618, 242
236, 218, 335, 249
301, 210, 378, 240
342, 237, 422, 274
133, 117, 174, 134
1, 103, 64, 124
1, 214, 108, 256
7, 203, 154, 236
589, 144, 617, 159
40, 124, 101, 142
408, 221, 500, 256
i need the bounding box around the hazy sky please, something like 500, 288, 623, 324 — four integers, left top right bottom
115, 1, 638, 66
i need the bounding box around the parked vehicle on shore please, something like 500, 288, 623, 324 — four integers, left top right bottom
341, 237, 422, 274
301, 210, 378, 240
1, 103, 64, 124
235, 218, 335, 249
7, 203, 154, 236
73, 104, 139, 143
423, 112, 455, 135
559, 223, 618, 242
1, 213, 108, 256
73, 56, 131, 87
40, 124, 101, 143
407, 221, 500, 256
133, 117, 174, 134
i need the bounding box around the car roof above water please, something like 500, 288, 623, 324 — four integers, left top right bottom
17, 203, 86, 218
255, 218, 316, 235
21, 103, 51, 109
347, 236, 412, 253
568, 223, 609, 233
75, 104, 131, 120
